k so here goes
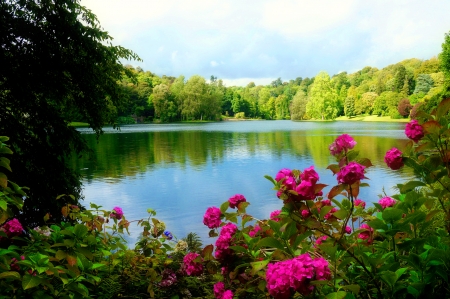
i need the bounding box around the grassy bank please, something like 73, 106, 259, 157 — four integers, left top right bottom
335, 115, 410, 122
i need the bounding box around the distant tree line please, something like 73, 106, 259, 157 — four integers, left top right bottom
115, 52, 450, 122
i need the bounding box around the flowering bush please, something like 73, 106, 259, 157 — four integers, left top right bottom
384, 147, 404, 170
203, 206, 222, 229
228, 194, 246, 208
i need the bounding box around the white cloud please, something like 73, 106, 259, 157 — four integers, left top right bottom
210, 61, 219, 67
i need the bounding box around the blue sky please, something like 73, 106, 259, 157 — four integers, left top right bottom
81, 0, 450, 86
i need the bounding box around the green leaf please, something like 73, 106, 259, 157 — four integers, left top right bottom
341, 284, 360, 294
367, 219, 388, 231
325, 291, 347, 299
0, 271, 21, 280
229, 245, 247, 253
382, 208, 403, 223
250, 259, 270, 275
220, 201, 229, 213
333, 209, 348, 219
91, 263, 106, 270
264, 175, 276, 185
73, 224, 88, 239
22, 275, 42, 290
256, 237, 286, 251
0, 157, 11, 172
395, 268, 408, 279
399, 181, 426, 193
379, 270, 397, 288
282, 221, 298, 240
407, 286, 420, 298
237, 201, 249, 213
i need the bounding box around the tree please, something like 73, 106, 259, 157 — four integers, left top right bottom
414, 74, 434, 94
397, 98, 413, 117
290, 90, 308, 120
181, 75, 207, 120
306, 71, 339, 120
0, 0, 139, 226
152, 84, 178, 122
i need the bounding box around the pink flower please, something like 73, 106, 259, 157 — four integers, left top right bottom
384, 147, 404, 170
329, 134, 357, 156
321, 199, 331, 206
276, 169, 296, 191
183, 252, 203, 276
270, 210, 281, 222
345, 226, 352, 234
222, 290, 233, 299
1, 218, 23, 238
301, 210, 310, 218
379, 196, 396, 209
354, 199, 366, 208
215, 223, 238, 260
301, 166, 319, 184
228, 194, 246, 209
358, 224, 373, 242
405, 119, 424, 143
337, 162, 365, 185
249, 225, 261, 237
214, 282, 225, 299
295, 180, 316, 200
110, 206, 123, 220
266, 254, 331, 298
324, 208, 338, 220
275, 168, 293, 182
203, 207, 222, 229
316, 235, 328, 246
159, 269, 177, 287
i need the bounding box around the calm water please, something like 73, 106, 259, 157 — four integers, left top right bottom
74, 120, 412, 245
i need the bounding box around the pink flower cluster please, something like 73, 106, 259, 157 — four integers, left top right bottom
159, 269, 177, 287
266, 253, 331, 299
1, 218, 23, 238
215, 223, 237, 260
228, 194, 246, 209
275, 166, 322, 201
337, 162, 365, 185
354, 199, 366, 208
384, 147, 404, 170
315, 235, 328, 246
213, 282, 233, 299
405, 119, 424, 143
329, 134, 357, 156
203, 207, 222, 229
270, 210, 281, 222
358, 224, 373, 243
10, 255, 25, 271
183, 252, 203, 276
110, 206, 123, 220
379, 196, 396, 209
249, 225, 261, 237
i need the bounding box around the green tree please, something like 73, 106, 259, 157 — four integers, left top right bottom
306, 71, 339, 120
414, 74, 434, 94
151, 84, 178, 122
0, 0, 139, 226
290, 90, 308, 120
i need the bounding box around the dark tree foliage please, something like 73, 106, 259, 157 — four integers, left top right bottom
409, 102, 424, 119
0, 0, 139, 227
397, 98, 413, 117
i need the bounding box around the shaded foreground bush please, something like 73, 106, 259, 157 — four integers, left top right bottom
1, 99, 450, 298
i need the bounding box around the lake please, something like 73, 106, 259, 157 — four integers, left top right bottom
73, 120, 413, 245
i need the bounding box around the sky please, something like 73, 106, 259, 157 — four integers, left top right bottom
80, 0, 450, 86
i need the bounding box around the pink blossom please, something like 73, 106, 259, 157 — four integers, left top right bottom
384, 147, 404, 170
228, 194, 246, 209
215, 223, 238, 260
183, 252, 203, 276
1, 218, 23, 238
358, 224, 373, 242
275, 168, 293, 182
405, 119, 424, 143
266, 253, 331, 298
329, 134, 357, 156
316, 235, 328, 246
321, 199, 331, 206
324, 208, 338, 220
345, 226, 352, 234
354, 199, 366, 208
295, 180, 316, 200
203, 207, 222, 229
159, 269, 177, 287
301, 210, 310, 218
249, 225, 261, 237
213, 282, 225, 299
337, 162, 365, 185
379, 196, 396, 209
270, 210, 281, 222
275, 169, 296, 191
222, 290, 233, 299
301, 166, 319, 184
110, 206, 123, 220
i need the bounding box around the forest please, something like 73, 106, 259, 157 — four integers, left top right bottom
115, 56, 446, 123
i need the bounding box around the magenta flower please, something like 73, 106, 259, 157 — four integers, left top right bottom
345, 226, 352, 234
354, 199, 366, 208
213, 282, 225, 299
315, 235, 328, 246
405, 119, 424, 143
1, 218, 23, 238
215, 223, 238, 260
275, 168, 293, 182
300, 166, 319, 184
228, 194, 246, 209
249, 225, 261, 237
183, 252, 203, 276
358, 224, 373, 242
203, 207, 222, 229
329, 134, 357, 156
301, 209, 310, 218
270, 210, 281, 222
337, 162, 365, 185
384, 147, 404, 170
295, 180, 316, 200
110, 206, 124, 220
379, 196, 396, 209
222, 290, 233, 299
266, 253, 331, 298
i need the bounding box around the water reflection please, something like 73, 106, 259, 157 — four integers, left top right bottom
73, 121, 413, 245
